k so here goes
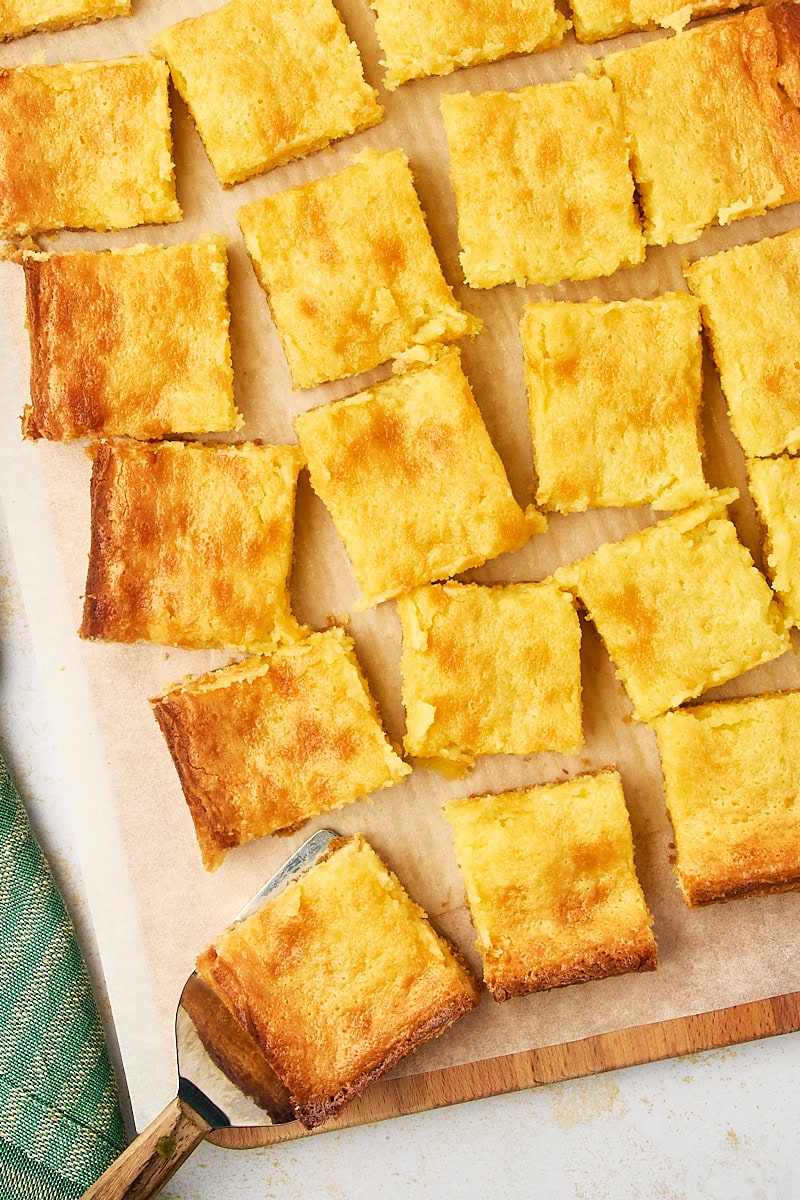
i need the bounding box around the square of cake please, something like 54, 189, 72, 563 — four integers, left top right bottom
80, 440, 304, 651
747, 455, 800, 628
368, 0, 566, 90
1, 0, 129, 41
569, 0, 763, 44
150, 0, 382, 186
152, 628, 410, 871
0, 57, 180, 240
602, 4, 800, 247
238, 149, 480, 388
294, 351, 546, 608
555, 490, 790, 722
398, 580, 582, 772
652, 691, 800, 905
196, 833, 480, 1127
443, 770, 656, 1000
440, 76, 645, 288
683, 227, 800, 458
22, 237, 239, 441
521, 294, 709, 513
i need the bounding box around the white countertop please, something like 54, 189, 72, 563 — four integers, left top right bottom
2, 495, 798, 1200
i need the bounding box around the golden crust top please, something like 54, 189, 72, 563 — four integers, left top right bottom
80, 440, 305, 652
23, 238, 239, 441
151, 628, 410, 871
150, 0, 382, 186
603, 3, 800, 247
368, 0, 567, 90
440, 75, 645, 288
398, 580, 582, 770
652, 691, 800, 906
0, 57, 180, 239
294, 350, 546, 608
555, 491, 791, 722
684, 225, 800, 458
196, 834, 480, 1128
238, 149, 480, 388
0, 0, 129, 41
521, 294, 709, 513
444, 771, 656, 1000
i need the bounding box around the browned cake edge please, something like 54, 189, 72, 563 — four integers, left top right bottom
150, 695, 234, 871
22, 256, 46, 439
79, 441, 124, 642
197, 835, 480, 1129
769, 1, 800, 110
180, 974, 294, 1123
485, 935, 658, 1002
681, 868, 800, 908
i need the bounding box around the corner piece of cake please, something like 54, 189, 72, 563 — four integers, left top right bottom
683, 226, 800, 458
554, 489, 790, 722
0, 0, 129, 41
80, 440, 305, 651
0, 57, 180, 240
747, 455, 800, 628
602, 3, 800, 247
440, 75, 645, 288
294, 350, 546, 608
150, 0, 382, 187
22, 237, 239, 441
151, 628, 410, 871
443, 770, 656, 1000
196, 833, 480, 1128
398, 579, 582, 772
521, 293, 710, 512
652, 691, 800, 906
368, 0, 567, 90
238, 148, 480, 388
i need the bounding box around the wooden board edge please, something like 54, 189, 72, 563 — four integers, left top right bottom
208, 992, 800, 1149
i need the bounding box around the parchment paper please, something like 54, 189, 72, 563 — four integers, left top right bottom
2, 0, 800, 1134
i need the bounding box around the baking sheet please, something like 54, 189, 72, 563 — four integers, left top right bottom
2, 0, 800, 1135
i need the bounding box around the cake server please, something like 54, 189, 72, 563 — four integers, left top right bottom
84, 827, 339, 1200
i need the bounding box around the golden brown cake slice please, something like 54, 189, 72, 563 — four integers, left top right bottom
570, 0, 767, 43
0, 0, 128, 40
683, 227, 800, 458
652, 691, 800, 905
521, 294, 709, 513
440, 76, 644, 288
555, 490, 790, 721
398, 580, 582, 772
747, 455, 800, 628
238, 149, 480, 388
152, 628, 410, 871
294, 351, 546, 608
22, 238, 239, 441
196, 833, 480, 1128
0, 57, 180, 239
443, 771, 656, 1000
80, 440, 304, 651
368, 0, 566, 90
150, 0, 382, 187
603, 3, 800, 247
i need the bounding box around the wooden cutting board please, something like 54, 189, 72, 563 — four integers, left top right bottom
212, 993, 800, 1147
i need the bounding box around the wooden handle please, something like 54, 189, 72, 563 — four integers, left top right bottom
83, 1095, 211, 1200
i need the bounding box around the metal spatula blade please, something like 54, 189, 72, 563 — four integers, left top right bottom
84, 828, 339, 1200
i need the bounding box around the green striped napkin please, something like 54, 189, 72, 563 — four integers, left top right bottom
0, 754, 126, 1200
